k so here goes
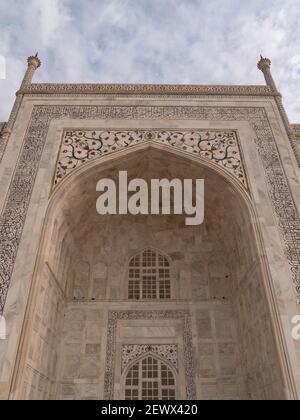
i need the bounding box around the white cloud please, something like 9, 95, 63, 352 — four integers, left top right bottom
32, 0, 72, 46
0, 0, 299, 122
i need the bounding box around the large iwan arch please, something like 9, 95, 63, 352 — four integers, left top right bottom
9, 144, 292, 400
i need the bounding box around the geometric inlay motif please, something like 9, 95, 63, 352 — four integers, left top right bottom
55, 130, 247, 188
122, 344, 178, 372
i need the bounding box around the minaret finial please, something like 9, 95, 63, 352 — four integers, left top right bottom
27, 53, 41, 69
257, 55, 271, 71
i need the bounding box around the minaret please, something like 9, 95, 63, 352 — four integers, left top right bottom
20, 53, 41, 88
0, 53, 41, 161
257, 55, 293, 138
257, 55, 277, 92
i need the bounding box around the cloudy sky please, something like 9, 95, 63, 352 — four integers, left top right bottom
0, 0, 299, 122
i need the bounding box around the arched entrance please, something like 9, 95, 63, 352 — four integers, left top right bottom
11, 144, 286, 400
123, 353, 177, 400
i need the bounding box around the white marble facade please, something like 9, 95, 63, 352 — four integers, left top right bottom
0, 56, 300, 400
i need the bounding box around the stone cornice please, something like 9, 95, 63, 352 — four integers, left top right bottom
18, 83, 276, 97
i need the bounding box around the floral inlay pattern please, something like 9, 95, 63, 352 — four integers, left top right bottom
55, 130, 247, 188
122, 344, 178, 372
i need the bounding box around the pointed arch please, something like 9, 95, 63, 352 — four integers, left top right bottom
10, 142, 294, 400
128, 248, 172, 300
122, 352, 177, 401
50, 140, 250, 204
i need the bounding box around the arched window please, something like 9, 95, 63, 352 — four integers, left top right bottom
124, 355, 176, 400
128, 249, 171, 300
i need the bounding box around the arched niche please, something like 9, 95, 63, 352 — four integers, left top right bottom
11, 144, 288, 400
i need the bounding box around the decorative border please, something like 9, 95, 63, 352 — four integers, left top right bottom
19, 83, 274, 97
0, 105, 300, 314
290, 125, 300, 166
104, 310, 195, 400
0, 123, 8, 162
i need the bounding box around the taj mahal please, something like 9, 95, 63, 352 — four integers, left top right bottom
0, 54, 300, 400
